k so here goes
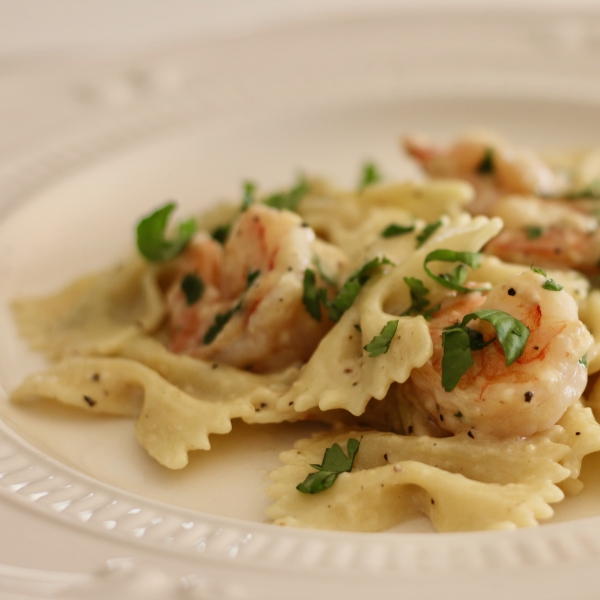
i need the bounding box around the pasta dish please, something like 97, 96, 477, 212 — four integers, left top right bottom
10, 130, 600, 532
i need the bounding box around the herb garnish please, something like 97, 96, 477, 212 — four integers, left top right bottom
302, 256, 393, 323
364, 320, 399, 357
136, 202, 197, 262
264, 175, 309, 212
441, 310, 530, 391
211, 224, 231, 244
302, 269, 323, 321
181, 274, 205, 305
381, 223, 415, 238
402, 277, 431, 316
241, 181, 256, 211
416, 220, 443, 248
297, 438, 360, 494
203, 302, 241, 345
476, 147, 495, 174
542, 279, 563, 291
358, 162, 383, 191
423, 250, 487, 293
524, 226, 544, 239
530, 265, 547, 276
566, 180, 600, 199
246, 270, 260, 288
580, 354, 589, 368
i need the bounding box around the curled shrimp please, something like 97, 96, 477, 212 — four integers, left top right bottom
401, 269, 592, 439
403, 131, 563, 215
166, 204, 347, 372
484, 195, 600, 273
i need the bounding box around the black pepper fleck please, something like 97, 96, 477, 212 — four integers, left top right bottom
212, 364, 219, 369
439, 414, 444, 421
383, 453, 388, 462
431, 499, 435, 505
576, 432, 581, 436
83, 395, 96, 407
508, 288, 516, 296
260, 403, 267, 408
524, 391, 534, 403
534, 346, 539, 350
91, 373, 100, 382
468, 431, 474, 439
408, 426, 414, 434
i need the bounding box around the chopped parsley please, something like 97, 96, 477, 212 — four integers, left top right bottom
211, 224, 231, 244
416, 220, 442, 248
542, 278, 563, 291
181, 274, 205, 305
302, 269, 323, 321
402, 277, 431, 316
381, 223, 415, 238
530, 265, 547, 276
358, 162, 383, 191
580, 354, 589, 368
524, 226, 544, 239
264, 175, 309, 212
423, 249, 487, 293
246, 269, 260, 288
364, 320, 399, 357
241, 181, 256, 211
441, 310, 529, 391
203, 303, 240, 345
136, 202, 197, 262
297, 438, 360, 494
476, 147, 495, 174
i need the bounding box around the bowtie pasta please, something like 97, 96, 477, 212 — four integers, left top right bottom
11, 133, 600, 532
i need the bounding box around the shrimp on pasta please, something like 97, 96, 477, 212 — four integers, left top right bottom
401, 269, 592, 439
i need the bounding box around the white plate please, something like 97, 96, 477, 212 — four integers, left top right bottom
2, 8, 600, 600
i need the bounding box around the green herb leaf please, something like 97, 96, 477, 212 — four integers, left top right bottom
358, 162, 383, 191
580, 353, 589, 368
476, 147, 495, 174
211, 224, 230, 244
524, 225, 544, 240
364, 320, 399, 357
136, 202, 197, 262
203, 304, 239, 345
542, 278, 563, 291
296, 438, 360, 494
441, 309, 529, 391
416, 220, 443, 248
402, 277, 430, 316
423, 249, 487, 293
246, 270, 260, 289
181, 274, 205, 306
264, 175, 309, 212
566, 180, 600, 199
381, 223, 415, 238
313, 255, 336, 286
241, 181, 256, 211
462, 309, 529, 366
302, 269, 323, 321
441, 325, 475, 391
530, 265, 547, 276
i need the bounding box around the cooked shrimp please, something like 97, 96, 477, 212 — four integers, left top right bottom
403, 131, 563, 215
401, 270, 592, 439
166, 204, 348, 372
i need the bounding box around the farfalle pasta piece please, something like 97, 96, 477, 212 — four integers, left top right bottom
277, 214, 502, 416
12, 256, 167, 360
266, 427, 570, 532
11, 356, 253, 469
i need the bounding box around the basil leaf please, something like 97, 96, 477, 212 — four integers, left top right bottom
524, 226, 544, 239
302, 269, 323, 321
476, 147, 495, 174
542, 279, 563, 291
296, 438, 360, 494
381, 223, 415, 238
358, 162, 383, 191
416, 220, 442, 248
136, 202, 197, 262
181, 274, 205, 306
461, 309, 529, 366
441, 325, 474, 391
423, 249, 487, 293
364, 320, 399, 357
402, 277, 430, 316
264, 175, 309, 212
